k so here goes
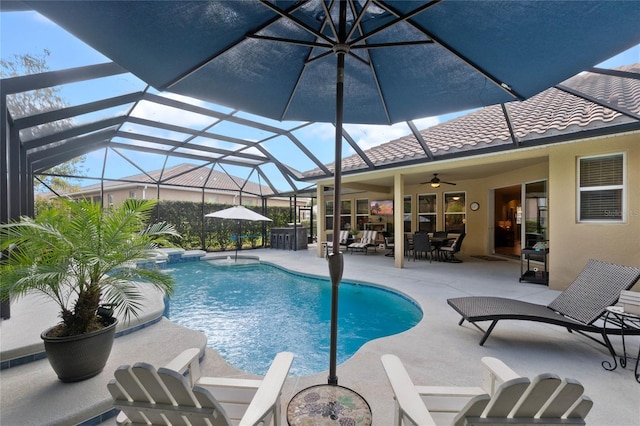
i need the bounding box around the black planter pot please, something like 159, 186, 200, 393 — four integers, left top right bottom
41, 318, 118, 382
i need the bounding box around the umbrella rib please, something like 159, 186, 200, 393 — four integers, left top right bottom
305, 49, 369, 68
305, 49, 336, 64
349, 0, 441, 46
346, 0, 372, 42
258, 0, 335, 46
279, 6, 340, 121
380, 1, 525, 101
258, 0, 342, 121
247, 34, 332, 50
321, 0, 340, 41
281, 52, 314, 120
351, 40, 434, 49
349, 9, 392, 124
162, 1, 307, 90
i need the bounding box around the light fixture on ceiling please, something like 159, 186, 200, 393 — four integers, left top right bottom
422, 173, 456, 188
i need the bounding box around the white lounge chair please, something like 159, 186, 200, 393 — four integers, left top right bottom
348, 230, 378, 254
381, 354, 592, 426
108, 348, 294, 426
326, 230, 349, 257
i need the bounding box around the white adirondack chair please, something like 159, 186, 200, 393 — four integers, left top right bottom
108, 348, 294, 426
381, 354, 592, 426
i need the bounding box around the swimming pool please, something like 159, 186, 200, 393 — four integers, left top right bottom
164, 260, 422, 376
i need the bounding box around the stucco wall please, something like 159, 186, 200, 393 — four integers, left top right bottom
458, 160, 549, 257
548, 133, 640, 290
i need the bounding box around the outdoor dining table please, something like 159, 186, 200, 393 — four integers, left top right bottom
430, 236, 455, 261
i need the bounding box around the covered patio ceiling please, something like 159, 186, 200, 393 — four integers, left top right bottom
1, 2, 639, 219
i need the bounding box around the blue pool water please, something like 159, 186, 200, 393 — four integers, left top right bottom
164, 261, 422, 376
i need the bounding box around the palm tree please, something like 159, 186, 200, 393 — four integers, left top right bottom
0, 198, 179, 337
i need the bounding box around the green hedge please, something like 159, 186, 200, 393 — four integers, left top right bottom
151, 201, 294, 251
34, 199, 301, 252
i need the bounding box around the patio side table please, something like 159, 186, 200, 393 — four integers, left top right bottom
601, 306, 640, 383
519, 247, 549, 285
287, 384, 372, 425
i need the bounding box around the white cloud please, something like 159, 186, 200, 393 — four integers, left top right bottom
299, 122, 337, 143
132, 95, 214, 128
290, 116, 441, 159
343, 116, 440, 154
126, 94, 241, 147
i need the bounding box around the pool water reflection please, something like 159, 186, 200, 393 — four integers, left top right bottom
165, 261, 422, 376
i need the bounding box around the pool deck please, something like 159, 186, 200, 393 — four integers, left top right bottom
1, 246, 639, 425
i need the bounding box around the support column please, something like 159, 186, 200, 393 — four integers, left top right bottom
7, 117, 22, 221
19, 142, 29, 215
394, 173, 405, 268
26, 161, 34, 217
201, 187, 206, 250
1, 93, 9, 224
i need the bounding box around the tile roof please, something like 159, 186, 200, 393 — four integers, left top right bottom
78, 163, 275, 196
303, 65, 640, 178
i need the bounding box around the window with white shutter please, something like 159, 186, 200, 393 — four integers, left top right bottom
578, 153, 625, 222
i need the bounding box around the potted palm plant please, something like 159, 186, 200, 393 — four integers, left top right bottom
0, 198, 179, 382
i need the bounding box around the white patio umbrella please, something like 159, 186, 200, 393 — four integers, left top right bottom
205, 206, 272, 261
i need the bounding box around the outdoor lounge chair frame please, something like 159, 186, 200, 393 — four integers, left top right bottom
447, 259, 640, 349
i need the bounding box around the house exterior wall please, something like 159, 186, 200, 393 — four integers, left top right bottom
317, 150, 550, 254
315, 132, 639, 291
548, 132, 640, 290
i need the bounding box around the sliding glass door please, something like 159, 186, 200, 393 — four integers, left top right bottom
523, 180, 548, 248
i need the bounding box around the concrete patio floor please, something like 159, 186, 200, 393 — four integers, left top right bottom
1, 246, 639, 425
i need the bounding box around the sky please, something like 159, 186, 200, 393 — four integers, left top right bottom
2, 9, 639, 193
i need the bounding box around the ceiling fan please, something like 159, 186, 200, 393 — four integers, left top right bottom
422, 173, 456, 188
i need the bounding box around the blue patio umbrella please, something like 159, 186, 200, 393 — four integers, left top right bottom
24, 0, 640, 389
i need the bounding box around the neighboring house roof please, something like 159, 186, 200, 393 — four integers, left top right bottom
70, 163, 275, 197
303, 65, 640, 178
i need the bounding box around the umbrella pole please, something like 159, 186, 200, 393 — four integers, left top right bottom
328, 0, 347, 387
236, 219, 240, 262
